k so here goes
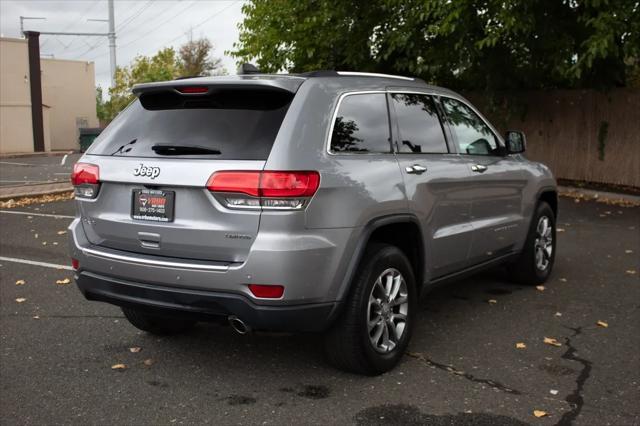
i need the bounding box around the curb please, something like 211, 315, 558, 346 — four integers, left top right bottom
0, 183, 73, 200
558, 185, 640, 204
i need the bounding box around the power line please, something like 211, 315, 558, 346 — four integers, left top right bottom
41, 0, 101, 52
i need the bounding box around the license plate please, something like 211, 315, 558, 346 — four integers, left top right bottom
132, 189, 175, 222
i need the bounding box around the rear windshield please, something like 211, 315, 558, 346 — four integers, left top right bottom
88, 87, 293, 160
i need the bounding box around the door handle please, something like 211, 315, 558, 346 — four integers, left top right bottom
405, 164, 427, 175
471, 164, 488, 173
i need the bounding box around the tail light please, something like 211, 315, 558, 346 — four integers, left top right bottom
248, 284, 284, 299
207, 171, 320, 210
71, 163, 100, 199
71, 258, 79, 270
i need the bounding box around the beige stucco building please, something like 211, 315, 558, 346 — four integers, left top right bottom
0, 36, 99, 154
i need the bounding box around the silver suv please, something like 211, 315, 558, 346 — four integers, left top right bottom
69, 70, 557, 375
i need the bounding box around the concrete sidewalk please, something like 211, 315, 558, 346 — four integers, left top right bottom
0, 153, 79, 199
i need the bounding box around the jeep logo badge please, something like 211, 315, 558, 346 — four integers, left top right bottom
133, 164, 160, 179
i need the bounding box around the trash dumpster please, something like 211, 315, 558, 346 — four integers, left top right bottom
78, 128, 103, 152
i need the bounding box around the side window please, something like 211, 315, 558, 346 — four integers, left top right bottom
440, 97, 500, 156
391, 93, 448, 154
330, 93, 391, 153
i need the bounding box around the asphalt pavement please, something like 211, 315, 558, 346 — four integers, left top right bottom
0, 198, 638, 425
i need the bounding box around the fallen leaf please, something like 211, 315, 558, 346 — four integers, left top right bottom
559, 278, 567, 282
15, 279, 26, 286
57, 230, 67, 235
625, 270, 637, 275
549, 389, 559, 395
111, 363, 127, 370
533, 410, 548, 418
34, 233, 38, 239
129, 347, 142, 353
53, 242, 59, 245
596, 320, 608, 328
536, 285, 546, 291
625, 250, 634, 254
143, 358, 155, 366
15, 298, 27, 303
555, 312, 562, 317
42, 241, 47, 246
543, 337, 562, 347
556, 228, 565, 233
32, 315, 40, 320
56, 278, 71, 285
487, 299, 498, 304
516, 342, 526, 349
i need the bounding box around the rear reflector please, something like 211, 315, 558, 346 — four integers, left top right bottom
207, 171, 320, 198
71, 258, 79, 270
177, 86, 208, 94
71, 163, 99, 185
248, 284, 284, 299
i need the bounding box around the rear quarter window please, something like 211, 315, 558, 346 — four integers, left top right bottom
330, 93, 391, 153
88, 88, 293, 160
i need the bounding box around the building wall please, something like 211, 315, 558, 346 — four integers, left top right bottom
41, 58, 99, 151
0, 37, 34, 153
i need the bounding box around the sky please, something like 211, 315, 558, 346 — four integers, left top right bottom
0, 0, 247, 90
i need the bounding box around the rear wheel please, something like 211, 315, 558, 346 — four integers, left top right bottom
508, 201, 556, 285
122, 307, 196, 335
324, 243, 416, 375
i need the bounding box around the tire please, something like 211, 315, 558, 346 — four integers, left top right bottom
508, 201, 556, 285
122, 307, 196, 335
324, 243, 417, 375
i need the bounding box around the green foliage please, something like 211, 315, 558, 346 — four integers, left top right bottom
230, 0, 640, 90
99, 38, 225, 122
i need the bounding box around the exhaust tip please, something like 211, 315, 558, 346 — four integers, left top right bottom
228, 316, 251, 335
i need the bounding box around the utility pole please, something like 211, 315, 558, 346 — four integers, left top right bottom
107, 0, 117, 88
20, 1, 117, 87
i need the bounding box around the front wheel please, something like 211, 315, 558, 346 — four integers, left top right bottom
323, 243, 417, 375
508, 201, 556, 285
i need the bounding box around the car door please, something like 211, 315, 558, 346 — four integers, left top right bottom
439, 96, 527, 265
389, 92, 475, 279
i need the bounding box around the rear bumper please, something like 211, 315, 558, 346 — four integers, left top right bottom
76, 271, 339, 332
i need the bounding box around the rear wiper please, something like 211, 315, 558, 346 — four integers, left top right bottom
151, 144, 221, 155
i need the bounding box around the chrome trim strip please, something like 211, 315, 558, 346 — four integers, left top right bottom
81, 247, 230, 271
337, 71, 414, 81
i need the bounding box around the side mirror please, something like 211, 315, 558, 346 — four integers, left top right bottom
505, 130, 526, 154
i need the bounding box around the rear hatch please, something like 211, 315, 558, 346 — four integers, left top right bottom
76, 78, 302, 263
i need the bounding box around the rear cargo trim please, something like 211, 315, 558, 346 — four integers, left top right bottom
81, 247, 230, 271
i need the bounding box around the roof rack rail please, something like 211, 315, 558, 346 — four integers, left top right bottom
175, 75, 203, 80
336, 71, 414, 81
298, 70, 340, 77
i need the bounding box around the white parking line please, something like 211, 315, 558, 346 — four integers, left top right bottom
0, 256, 72, 270
0, 210, 75, 219
0, 161, 33, 166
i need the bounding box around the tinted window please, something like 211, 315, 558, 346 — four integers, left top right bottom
440, 97, 500, 156
330, 93, 391, 153
88, 88, 293, 160
391, 94, 448, 154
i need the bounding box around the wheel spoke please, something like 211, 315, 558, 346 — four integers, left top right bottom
391, 296, 407, 307
371, 322, 384, 343
384, 274, 393, 297
392, 312, 407, 322
368, 316, 381, 331
381, 321, 390, 349
389, 275, 402, 301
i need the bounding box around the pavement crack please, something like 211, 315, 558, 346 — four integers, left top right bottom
406, 352, 522, 395
555, 326, 592, 426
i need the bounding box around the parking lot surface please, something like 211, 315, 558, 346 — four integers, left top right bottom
1, 197, 638, 425
0, 154, 81, 187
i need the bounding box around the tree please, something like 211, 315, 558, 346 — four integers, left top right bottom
179, 37, 225, 77
98, 37, 226, 122
230, 0, 640, 90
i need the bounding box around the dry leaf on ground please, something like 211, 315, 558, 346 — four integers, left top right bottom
129, 347, 142, 353
0, 191, 74, 209
625, 270, 637, 275
487, 299, 497, 304
143, 359, 155, 366
559, 278, 567, 282
15, 280, 26, 286
533, 410, 548, 418
543, 337, 562, 347
516, 342, 526, 349
15, 298, 27, 303
549, 389, 559, 395
555, 312, 562, 317
111, 364, 127, 370
625, 250, 634, 254
57, 230, 67, 235
556, 228, 565, 232
32, 315, 40, 320
596, 320, 609, 328
536, 285, 545, 291
56, 278, 71, 285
